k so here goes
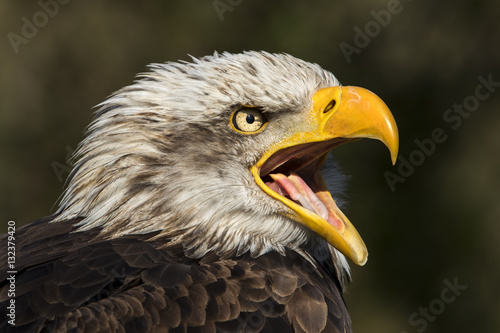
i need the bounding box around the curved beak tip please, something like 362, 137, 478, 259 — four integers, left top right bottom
338, 86, 400, 166
386, 130, 399, 165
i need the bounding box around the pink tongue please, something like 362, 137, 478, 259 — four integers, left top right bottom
266, 173, 329, 221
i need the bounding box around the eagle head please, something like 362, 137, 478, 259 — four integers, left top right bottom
55, 51, 398, 271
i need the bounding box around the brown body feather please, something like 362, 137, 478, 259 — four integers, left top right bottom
0, 217, 351, 332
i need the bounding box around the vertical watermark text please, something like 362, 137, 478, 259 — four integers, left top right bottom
5, 221, 17, 326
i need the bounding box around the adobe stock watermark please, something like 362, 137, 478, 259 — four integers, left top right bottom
212, 0, 244, 22
7, 0, 71, 54
51, 145, 75, 183
400, 277, 467, 333
385, 74, 499, 192
339, 0, 414, 64
5, 221, 17, 326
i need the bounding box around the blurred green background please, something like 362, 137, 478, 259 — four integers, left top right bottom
1, 1, 499, 332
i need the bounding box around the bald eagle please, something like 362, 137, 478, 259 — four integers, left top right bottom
0, 51, 398, 332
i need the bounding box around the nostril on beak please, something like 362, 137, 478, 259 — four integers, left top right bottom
323, 99, 336, 113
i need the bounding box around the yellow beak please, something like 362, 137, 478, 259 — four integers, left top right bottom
251, 86, 398, 265
315, 86, 398, 164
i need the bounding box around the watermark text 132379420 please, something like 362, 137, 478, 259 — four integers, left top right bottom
6, 221, 17, 326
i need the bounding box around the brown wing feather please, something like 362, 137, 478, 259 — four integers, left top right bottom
0, 217, 352, 332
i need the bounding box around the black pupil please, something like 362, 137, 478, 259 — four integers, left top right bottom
246, 114, 255, 124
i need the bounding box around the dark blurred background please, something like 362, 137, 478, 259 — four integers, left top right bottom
1, 1, 499, 332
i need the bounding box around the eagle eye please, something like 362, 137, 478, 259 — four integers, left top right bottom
231, 108, 268, 133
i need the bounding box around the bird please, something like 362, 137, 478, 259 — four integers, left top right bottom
0, 51, 398, 332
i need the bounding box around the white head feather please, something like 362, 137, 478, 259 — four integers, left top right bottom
54, 51, 349, 278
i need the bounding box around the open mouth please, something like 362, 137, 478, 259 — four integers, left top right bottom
249, 86, 398, 265
257, 139, 352, 232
